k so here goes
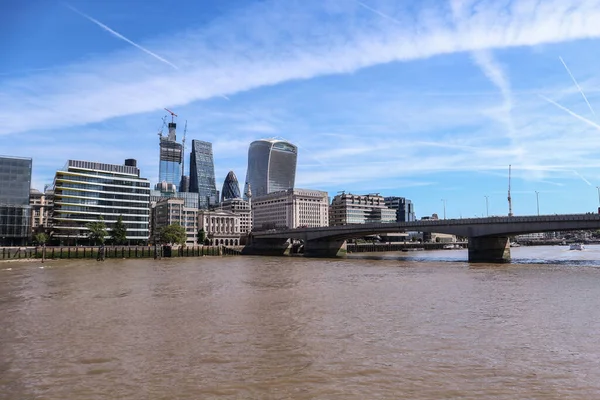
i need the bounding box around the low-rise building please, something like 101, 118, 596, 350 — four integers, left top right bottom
198, 209, 241, 246
29, 187, 54, 234
151, 197, 198, 245
252, 188, 329, 231
329, 192, 396, 226
384, 196, 416, 222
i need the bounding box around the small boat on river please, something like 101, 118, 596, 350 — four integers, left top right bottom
569, 243, 585, 251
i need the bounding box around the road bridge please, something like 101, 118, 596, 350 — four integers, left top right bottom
244, 213, 600, 262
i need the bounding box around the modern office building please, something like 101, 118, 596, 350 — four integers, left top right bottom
244, 139, 297, 199
219, 198, 252, 234
384, 196, 416, 222
329, 193, 396, 226
151, 197, 198, 245
158, 121, 183, 191
252, 188, 329, 231
221, 170, 241, 202
0, 155, 32, 245
52, 159, 151, 244
189, 139, 218, 209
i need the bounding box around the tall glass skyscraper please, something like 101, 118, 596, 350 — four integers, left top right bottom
244, 139, 297, 199
0, 155, 32, 245
221, 170, 241, 201
158, 122, 183, 191
189, 139, 218, 209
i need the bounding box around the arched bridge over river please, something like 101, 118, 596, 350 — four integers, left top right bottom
244, 213, 600, 262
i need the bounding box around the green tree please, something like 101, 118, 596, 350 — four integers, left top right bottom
110, 215, 127, 245
34, 232, 48, 245
197, 228, 206, 244
87, 217, 108, 245
159, 224, 187, 245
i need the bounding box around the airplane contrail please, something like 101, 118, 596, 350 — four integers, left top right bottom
559, 56, 595, 117
539, 94, 600, 131
572, 170, 592, 186
64, 3, 178, 70
355, 1, 403, 24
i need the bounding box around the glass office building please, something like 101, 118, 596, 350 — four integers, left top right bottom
189, 139, 218, 209
221, 170, 241, 201
52, 159, 150, 244
384, 196, 416, 222
158, 122, 183, 191
0, 156, 32, 245
243, 139, 297, 199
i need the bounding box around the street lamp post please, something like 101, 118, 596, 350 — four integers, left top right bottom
535, 191, 540, 216
484, 195, 489, 217
596, 186, 600, 208
441, 199, 447, 220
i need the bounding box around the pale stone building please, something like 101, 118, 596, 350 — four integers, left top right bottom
251, 188, 329, 231
198, 209, 241, 246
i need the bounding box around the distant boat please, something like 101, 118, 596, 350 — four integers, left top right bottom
569, 243, 585, 251
510, 242, 521, 247
443, 244, 461, 249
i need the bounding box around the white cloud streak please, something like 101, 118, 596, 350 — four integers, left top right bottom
559, 55, 596, 117
64, 3, 179, 70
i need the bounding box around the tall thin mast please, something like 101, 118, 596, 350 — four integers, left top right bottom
508, 164, 513, 217
182, 120, 187, 177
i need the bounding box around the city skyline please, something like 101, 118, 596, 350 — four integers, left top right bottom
5, 0, 600, 218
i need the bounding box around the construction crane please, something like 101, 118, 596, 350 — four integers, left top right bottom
157, 115, 167, 138
164, 108, 178, 123
508, 164, 513, 217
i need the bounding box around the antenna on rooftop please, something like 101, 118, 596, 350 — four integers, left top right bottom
508, 164, 513, 217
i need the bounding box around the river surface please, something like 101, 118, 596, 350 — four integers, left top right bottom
2, 246, 600, 399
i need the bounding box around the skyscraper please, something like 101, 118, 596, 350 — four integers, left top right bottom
221, 170, 241, 201
158, 121, 183, 191
189, 139, 218, 209
243, 139, 297, 199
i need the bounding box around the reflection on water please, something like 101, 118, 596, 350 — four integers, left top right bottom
1, 247, 600, 399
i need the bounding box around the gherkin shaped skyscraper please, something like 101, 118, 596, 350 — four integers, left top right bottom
221, 170, 241, 201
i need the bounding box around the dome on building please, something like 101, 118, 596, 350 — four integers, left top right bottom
221, 171, 241, 201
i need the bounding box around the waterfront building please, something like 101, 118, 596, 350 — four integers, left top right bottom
221, 170, 241, 202
0, 155, 32, 246
151, 197, 198, 245
384, 196, 416, 222
29, 187, 54, 234
329, 193, 396, 226
252, 188, 329, 231
244, 139, 297, 199
151, 182, 199, 209
52, 159, 150, 244
189, 139, 218, 209
219, 198, 252, 234
198, 209, 241, 245
158, 121, 183, 191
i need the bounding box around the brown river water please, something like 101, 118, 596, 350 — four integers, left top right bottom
2, 246, 600, 399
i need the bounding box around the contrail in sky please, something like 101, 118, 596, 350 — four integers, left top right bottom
539, 94, 600, 131
64, 3, 178, 70
355, 1, 402, 24
559, 56, 595, 117
572, 170, 592, 186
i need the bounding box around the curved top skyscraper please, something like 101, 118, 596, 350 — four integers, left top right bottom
221, 170, 241, 201
244, 139, 297, 199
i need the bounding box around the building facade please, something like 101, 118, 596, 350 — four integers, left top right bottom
198, 209, 241, 246
219, 198, 252, 234
52, 159, 150, 244
221, 170, 241, 202
0, 155, 32, 245
189, 139, 218, 209
158, 122, 183, 191
151, 197, 198, 245
329, 193, 396, 226
244, 139, 297, 199
384, 196, 416, 222
252, 188, 329, 231
29, 188, 54, 234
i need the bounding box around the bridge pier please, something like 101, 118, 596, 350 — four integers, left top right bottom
468, 236, 510, 263
303, 239, 347, 258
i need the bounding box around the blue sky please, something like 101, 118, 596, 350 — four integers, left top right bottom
3, 0, 600, 219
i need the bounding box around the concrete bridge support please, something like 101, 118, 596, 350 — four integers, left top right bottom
242, 238, 292, 256
303, 239, 347, 258
468, 236, 510, 263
